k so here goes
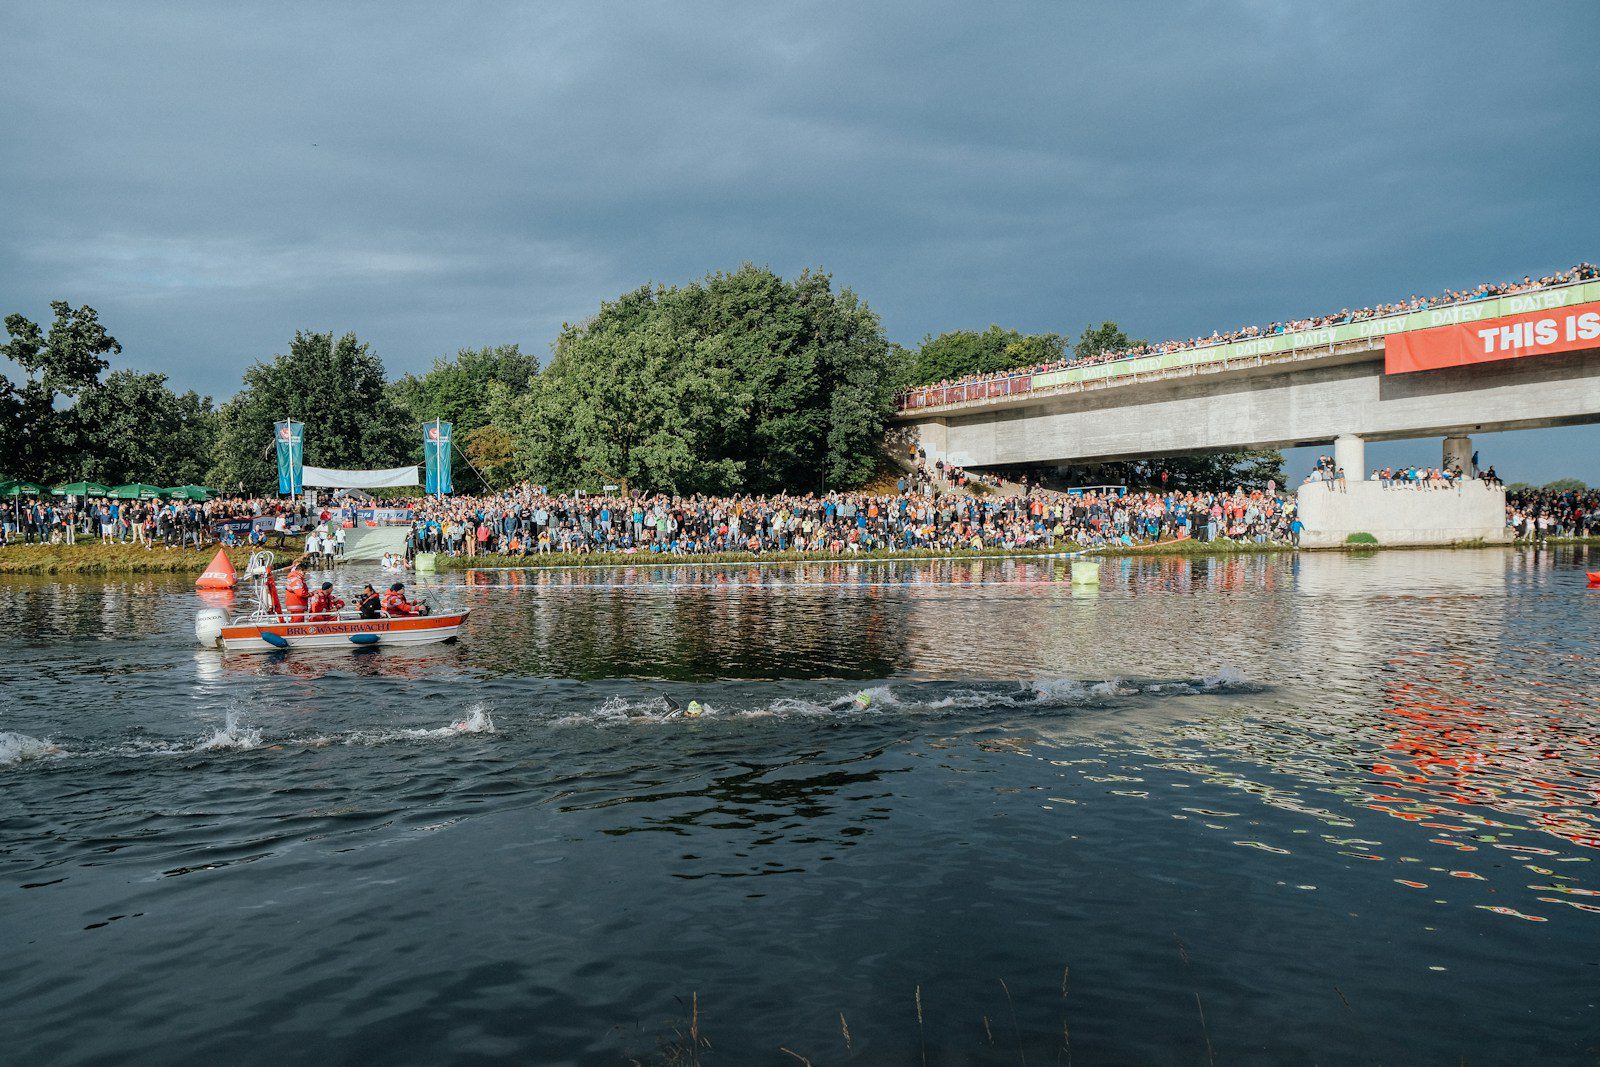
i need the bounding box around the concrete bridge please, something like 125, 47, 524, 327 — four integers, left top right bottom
896, 277, 1600, 545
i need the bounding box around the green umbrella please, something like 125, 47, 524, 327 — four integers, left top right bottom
0, 479, 49, 497
164, 484, 218, 501
53, 480, 112, 498
108, 483, 166, 500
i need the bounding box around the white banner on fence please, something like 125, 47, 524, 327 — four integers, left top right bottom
300, 465, 420, 489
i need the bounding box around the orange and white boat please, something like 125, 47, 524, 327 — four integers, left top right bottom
196, 552, 469, 653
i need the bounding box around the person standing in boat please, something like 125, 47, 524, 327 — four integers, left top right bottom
284, 557, 310, 620
382, 582, 427, 616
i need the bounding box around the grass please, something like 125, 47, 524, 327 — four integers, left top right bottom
0, 542, 253, 576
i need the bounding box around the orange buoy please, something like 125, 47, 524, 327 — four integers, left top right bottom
1588, 571, 1600, 586
196, 548, 238, 590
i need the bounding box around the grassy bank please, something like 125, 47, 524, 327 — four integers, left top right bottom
0, 543, 251, 576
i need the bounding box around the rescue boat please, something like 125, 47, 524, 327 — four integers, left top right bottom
195, 551, 469, 653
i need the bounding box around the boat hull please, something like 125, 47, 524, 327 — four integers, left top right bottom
217, 611, 470, 653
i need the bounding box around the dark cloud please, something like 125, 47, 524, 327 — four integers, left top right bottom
4, 1, 1597, 480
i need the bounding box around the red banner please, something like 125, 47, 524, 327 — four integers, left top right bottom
1386, 299, 1600, 374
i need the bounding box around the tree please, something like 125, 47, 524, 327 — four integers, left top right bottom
461, 424, 518, 489
1073, 320, 1142, 362
389, 344, 539, 491
906, 326, 1065, 385
389, 344, 538, 431
210, 331, 410, 493
72, 370, 217, 485
0, 302, 121, 480
1542, 477, 1589, 493
500, 265, 897, 495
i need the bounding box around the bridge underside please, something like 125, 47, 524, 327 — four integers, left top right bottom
906, 347, 1600, 469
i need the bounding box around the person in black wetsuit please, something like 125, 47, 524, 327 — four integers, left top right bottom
357, 584, 382, 619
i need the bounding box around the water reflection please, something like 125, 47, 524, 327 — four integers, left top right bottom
3, 547, 1599, 1064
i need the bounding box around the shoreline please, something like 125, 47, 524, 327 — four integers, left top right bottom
0, 544, 253, 576
1, 536, 1594, 577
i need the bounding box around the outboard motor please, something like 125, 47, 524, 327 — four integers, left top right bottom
195, 607, 227, 648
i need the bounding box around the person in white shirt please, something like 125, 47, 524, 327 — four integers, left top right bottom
334, 525, 347, 558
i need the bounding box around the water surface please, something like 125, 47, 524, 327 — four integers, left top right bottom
3, 548, 1599, 1064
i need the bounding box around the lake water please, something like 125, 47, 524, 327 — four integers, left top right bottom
3, 548, 1599, 1064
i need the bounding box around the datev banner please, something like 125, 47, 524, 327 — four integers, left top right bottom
1386, 299, 1600, 375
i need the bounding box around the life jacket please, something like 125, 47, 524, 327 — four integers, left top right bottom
382, 589, 420, 615
309, 589, 343, 616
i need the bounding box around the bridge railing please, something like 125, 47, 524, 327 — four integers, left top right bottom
896, 275, 1600, 413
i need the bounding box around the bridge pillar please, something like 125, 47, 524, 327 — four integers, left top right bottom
1443, 435, 1473, 475
1334, 435, 1366, 481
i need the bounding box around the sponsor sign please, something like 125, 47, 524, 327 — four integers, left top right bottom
328, 507, 415, 524
1385, 299, 1600, 374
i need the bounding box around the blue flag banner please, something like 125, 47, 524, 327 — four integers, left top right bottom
424, 420, 453, 495
275, 420, 304, 496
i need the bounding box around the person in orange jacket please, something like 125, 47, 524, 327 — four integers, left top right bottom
284, 557, 310, 620
382, 582, 427, 616
308, 581, 345, 621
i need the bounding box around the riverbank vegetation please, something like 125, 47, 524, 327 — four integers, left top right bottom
0, 544, 251, 576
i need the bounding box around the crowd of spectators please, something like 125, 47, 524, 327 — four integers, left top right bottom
401, 482, 1296, 558
903, 263, 1600, 404
9, 475, 1594, 556
0, 495, 315, 549
1506, 487, 1600, 540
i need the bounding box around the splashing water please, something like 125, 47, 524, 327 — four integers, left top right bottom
450, 707, 496, 734
0, 732, 65, 765
195, 713, 263, 752
1202, 667, 1252, 690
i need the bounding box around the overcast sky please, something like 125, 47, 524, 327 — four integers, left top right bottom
4, 2, 1598, 482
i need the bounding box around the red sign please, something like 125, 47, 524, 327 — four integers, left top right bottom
1386, 299, 1600, 374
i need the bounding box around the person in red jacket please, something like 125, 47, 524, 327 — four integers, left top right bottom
308, 581, 345, 621
284, 558, 310, 620
382, 582, 427, 616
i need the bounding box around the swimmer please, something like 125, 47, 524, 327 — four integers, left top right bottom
661, 697, 705, 719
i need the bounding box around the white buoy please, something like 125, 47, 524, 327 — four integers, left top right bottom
1070, 560, 1101, 585
195, 607, 227, 648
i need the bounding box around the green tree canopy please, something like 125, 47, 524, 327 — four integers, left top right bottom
1073, 320, 1144, 361
72, 370, 217, 486
390, 344, 539, 491
389, 344, 539, 430
495, 264, 898, 494
1, 302, 122, 481
906, 325, 1065, 385
210, 331, 410, 493
1541, 477, 1589, 493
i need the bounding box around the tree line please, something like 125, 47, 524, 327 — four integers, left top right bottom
2, 264, 1283, 495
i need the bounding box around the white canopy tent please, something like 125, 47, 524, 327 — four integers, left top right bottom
301, 465, 420, 489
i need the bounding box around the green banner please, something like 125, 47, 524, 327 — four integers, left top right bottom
1029, 279, 1600, 391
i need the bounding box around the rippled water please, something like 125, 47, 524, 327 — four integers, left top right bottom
3, 548, 1598, 1064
